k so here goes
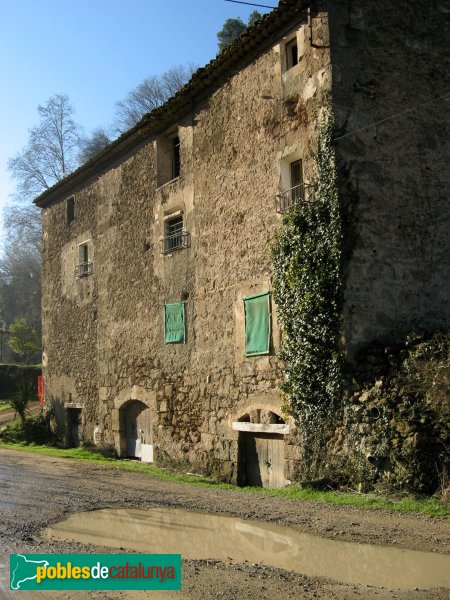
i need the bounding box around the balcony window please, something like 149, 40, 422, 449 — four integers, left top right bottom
75, 242, 93, 277
276, 158, 309, 213
161, 215, 189, 254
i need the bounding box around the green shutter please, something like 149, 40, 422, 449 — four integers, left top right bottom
164, 302, 185, 343
244, 292, 271, 356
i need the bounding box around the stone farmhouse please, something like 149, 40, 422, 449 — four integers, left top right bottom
35, 0, 449, 488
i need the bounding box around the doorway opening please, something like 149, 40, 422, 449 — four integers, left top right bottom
119, 400, 153, 462
236, 409, 287, 488
66, 407, 82, 448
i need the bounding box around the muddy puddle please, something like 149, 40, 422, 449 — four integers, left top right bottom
44, 507, 450, 590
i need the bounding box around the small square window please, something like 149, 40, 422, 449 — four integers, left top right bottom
162, 215, 189, 254
67, 197, 75, 225
285, 38, 298, 70
244, 292, 271, 356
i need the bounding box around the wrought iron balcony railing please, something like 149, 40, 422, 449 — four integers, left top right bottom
75, 261, 93, 277
161, 231, 190, 255
275, 183, 311, 214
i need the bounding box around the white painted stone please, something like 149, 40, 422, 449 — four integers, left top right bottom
232, 422, 290, 435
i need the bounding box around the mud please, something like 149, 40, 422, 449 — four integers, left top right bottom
45, 507, 450, 589
0, 448, 449, 600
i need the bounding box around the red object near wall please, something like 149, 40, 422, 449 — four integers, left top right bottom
37, 376, 44, 405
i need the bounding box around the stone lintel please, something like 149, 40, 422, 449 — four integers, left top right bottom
231, 422, 289, 435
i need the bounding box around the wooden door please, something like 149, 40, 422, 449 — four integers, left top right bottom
243, 433, 285, 488
125, 402, 151, 459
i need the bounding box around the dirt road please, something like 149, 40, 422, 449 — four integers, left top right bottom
0, 448, 448, 600
0, 400, 41, 427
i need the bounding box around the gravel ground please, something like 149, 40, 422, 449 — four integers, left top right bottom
0, 448, 448, 600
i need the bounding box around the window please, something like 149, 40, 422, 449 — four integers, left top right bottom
290, 159, 304, 202
75, 242, 92, 277
285, 38, 298, 70
276, 157, 305, 213
162, 214, 189, 254
172, 136, 181, 179
244, 292, 271, 356
156, 130, 181, 187
67, 197, 75, 225
164, 302, 185, 343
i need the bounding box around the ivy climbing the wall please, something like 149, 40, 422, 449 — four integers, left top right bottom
271, 105, 343, 475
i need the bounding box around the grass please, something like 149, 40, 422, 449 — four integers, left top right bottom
0, 441, 448, 518
0, 362, 42, 368
0, 399, 40, 415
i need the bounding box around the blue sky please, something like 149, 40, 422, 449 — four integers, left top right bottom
0, 0, 273, 250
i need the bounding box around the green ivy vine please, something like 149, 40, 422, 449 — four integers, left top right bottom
271, 104, 343, 469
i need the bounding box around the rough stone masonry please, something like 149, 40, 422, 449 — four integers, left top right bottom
35, 0, 450, 490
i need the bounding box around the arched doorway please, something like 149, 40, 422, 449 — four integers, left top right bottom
234, 409, 288, 488
113, 387, 156, 461
121, 400, 152, 460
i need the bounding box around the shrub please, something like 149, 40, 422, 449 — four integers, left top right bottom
0, 412, 56, 445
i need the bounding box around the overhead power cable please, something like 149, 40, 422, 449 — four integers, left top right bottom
224, 0, 277, 9
334, 92, 450, 142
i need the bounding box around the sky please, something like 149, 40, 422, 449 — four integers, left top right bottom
0, 0, 273, 252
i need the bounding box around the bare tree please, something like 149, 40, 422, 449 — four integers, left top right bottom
79, 126, 112, 164
3, 205, 41, 253
0, 236, 41, 337
115, 64, 196, 132
2, 93, 82, 356
8, 93, 83, 200
1, 202, 42, 355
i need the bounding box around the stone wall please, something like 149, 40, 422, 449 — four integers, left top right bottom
41, 6, 332, 483
324, 333, 449, 494
40, 1, 448, 489
329, 0, 450, 357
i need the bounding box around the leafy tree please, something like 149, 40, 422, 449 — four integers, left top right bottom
115, 64, 196, 132
217, 18, 247, 51
217, 11, 262, 52
79, 126, 112, 163
7, 318, 40, 363
248, 10, 262, 27
8, 93, 83, 201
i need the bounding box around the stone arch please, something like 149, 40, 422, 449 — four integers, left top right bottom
229, 393, 294, 430
231, 395, 291, 489
236, 408, 286, 425
112, 386, 157, 459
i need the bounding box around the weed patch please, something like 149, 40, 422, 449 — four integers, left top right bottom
0, 442, 447, 518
